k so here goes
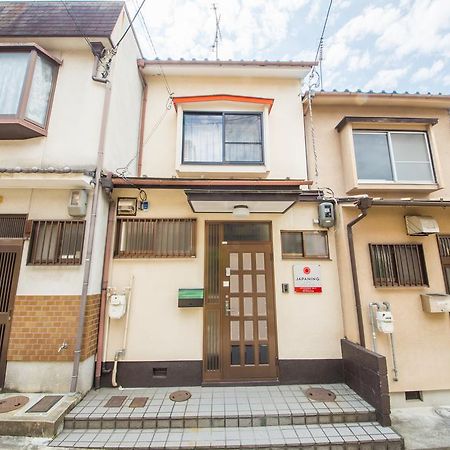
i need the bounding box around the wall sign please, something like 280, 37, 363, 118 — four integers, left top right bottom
293, 264, 322, 293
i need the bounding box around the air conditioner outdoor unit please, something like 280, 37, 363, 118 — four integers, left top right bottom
405, 215, 439, 235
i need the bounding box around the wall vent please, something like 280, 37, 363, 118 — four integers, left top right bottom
152, 368, 168, 378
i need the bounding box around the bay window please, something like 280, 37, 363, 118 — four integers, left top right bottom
353, 131, 435, 183
182, 112, 264, 164
0, 45, 60, 139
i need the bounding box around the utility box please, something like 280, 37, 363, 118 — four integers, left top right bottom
405, 216, 439, 235
109, 294, 127, 319
421, 294, 450, 313
178, 289, 204, 307
318, 202, 335, 228
376, 310, 394, 333
68, 190, 88, 217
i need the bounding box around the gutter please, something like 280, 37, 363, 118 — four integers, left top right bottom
70, 80, 112, 392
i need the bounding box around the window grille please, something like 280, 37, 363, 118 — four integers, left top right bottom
437, 235, 450, 259
369, 244, 428, 287
28, 220, 85, 265
0, 215, 27, 238
114, 218, 196, 258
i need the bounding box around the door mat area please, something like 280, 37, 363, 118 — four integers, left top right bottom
105, 396, 127, 408
26, 395, 63, 413
129, 397, 148, 408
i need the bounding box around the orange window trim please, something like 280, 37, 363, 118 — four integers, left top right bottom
173, 94, 274, 112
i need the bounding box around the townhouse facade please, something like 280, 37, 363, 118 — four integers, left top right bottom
0, 1, 142, 393
304, 91, 450, 407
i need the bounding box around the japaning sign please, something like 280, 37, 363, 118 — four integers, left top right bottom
293, 264, 322, 293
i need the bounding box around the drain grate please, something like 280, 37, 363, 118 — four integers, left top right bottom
26, 395, 63, 413
304, 387, 336, 402
169, 390, 191, 402
105, 396, 127, 408
129, 397, 148, 408
0, 395, 29, 413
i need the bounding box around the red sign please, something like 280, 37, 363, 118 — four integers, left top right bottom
293, 264, 322, 293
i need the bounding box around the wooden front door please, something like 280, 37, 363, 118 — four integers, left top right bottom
203, 222, 278, 382
0, 241, 22, 387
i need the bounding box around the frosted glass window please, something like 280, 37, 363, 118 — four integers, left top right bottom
26, 54, 54, 126
0, 52, 29, 114
281, 231, 329, 259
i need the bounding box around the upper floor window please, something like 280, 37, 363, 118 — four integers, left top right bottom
353, 131, 435, 183
182, 112, 263, 164
0, 45, 60, 139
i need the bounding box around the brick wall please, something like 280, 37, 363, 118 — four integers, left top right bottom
7, 294, 100, 362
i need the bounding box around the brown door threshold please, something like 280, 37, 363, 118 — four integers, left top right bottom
202, 379, 280, 387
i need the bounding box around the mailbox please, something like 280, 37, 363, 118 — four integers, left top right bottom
421, 294, 450, 313
178, 289, 204, 307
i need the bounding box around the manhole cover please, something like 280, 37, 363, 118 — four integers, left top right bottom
0, 395, 29, 413
169, 390, 191, 402
304, 388, 336, 402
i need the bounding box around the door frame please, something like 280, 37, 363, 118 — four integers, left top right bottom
0, 239, 23, 388
202, 221, 279, 383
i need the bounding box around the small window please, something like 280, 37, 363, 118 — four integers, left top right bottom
28, 220, 85, 265
223, 223, 270, 242
281, 231, 329, 259
405, 391, 423, 401
0, 46, 59, 139
353, 131, 435, 183
369, 244, 428, 287
183, 112, 263, 164
115, 218, 196, 258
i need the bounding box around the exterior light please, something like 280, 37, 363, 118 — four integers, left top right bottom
232, 205, 250, 217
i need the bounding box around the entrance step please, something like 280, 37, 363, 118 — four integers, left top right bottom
64, 384, 377, 430
50, 422, 404, 449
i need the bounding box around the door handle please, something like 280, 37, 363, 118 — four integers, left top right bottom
225, 267, 231, 277
225, 299, 231, 316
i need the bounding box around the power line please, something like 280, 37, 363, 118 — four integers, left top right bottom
211, 3, 222, 60
115, 0, 148, 49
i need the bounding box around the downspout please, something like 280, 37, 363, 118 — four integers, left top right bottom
94, 193, 116, 389
346, 197, 372, 348
70, 80, 112, 392
137, 65, 148, 177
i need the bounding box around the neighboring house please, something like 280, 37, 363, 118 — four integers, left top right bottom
0, 1, 143, 393
98, 59, 353, 389
304, 91, 450, 407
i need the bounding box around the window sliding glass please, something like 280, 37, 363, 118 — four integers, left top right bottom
353, 131, 435, 183
183, 112, 263, 164
0, 52, 29, 115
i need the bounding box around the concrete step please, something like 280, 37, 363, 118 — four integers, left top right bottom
50, 422, 404, 449
64, 384, 377, 430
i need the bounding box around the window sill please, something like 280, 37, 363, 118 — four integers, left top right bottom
347, 182, 441, 194
176, 164, 270, 178
0, 118, 47, 140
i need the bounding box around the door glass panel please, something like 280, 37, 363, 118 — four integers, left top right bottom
244, 297, 253, 316
245, 345, 254, 364
256, 274, 266, 293
243, 253, 252, 270
244, 321, 253, 340
255, 253, 265, 270
231, 345, 240, 365
258, 320, 267, 340
223, 223, 270, 241
243, 274, 252, 292
230, 321, 240, 340
230, 297, 239, 316
257, 297, 267, 316
230, 274, 239, 293
229, 253, 239, 270
259, 344, 268, 364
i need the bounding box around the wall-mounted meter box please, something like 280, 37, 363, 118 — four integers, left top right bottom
421, 294, 450, 313
109, 294, 127, 319
178, 289, 204, 307
117, 197, 137, 216
405, 216, 439, 235
68, 190, 88, 217
376, 310, 394, 333
318, 202, 335, 228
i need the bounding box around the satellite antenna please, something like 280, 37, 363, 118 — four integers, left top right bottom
211, 3, 222, 60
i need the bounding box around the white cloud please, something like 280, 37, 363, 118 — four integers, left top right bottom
443, 74, 450, 86
363, 67, 409, 91
412, 60, 445, 82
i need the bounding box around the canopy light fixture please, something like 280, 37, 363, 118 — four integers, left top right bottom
232, 205, 250, 217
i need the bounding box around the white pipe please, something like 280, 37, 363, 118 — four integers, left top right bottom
383, 302, 399, 381
368, 303, 380, 353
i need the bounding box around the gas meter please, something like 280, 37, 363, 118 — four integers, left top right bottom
109, 294, 127, 319
376, 310, 394, 334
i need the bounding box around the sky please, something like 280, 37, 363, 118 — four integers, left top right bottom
128, 0, 450, 94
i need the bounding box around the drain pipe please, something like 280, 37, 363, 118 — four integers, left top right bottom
383, 302, 399, 381
94, 195, 116, 389
70, 81, 112, 393
346, 197, 373, 348
368, 302, 380, 353
137, 66, 148, 177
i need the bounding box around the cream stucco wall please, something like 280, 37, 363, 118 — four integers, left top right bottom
140, 76, 308, 180
106, 189, 344, 363
305, 96, 450, 394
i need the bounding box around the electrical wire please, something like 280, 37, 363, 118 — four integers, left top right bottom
114, 0, 148, 49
